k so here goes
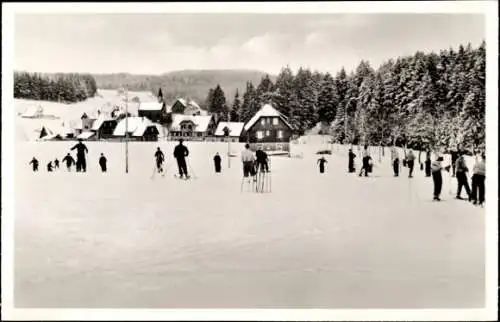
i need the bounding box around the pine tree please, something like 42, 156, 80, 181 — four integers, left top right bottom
230, 89, 241, 122
317, 72, 338, 125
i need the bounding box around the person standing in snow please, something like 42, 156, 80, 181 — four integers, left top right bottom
241, 143, 256, 180
47, 161, 54, 172
455, 150, 471, 200
99, 153, 107, 172
62, 153, 76, 172
213, 152, 222, 173
255, 148, 269, 173
424, 150, 432, 177
470, 152, 485, 206
391, 146, 400, 177
173, 139, 190, 179
348, 149, 356, 173
431, 156, 445, 201
406, 150, 416, 178
71, 139, 89, 172
358, 145, 371, 177
29, 157, 39, 172
450, 145, 459, 177
154, 147, 165, 173
54, 158, 60, 170
317, 156, 328, 174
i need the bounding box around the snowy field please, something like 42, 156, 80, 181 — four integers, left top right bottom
14, 139, 485, 308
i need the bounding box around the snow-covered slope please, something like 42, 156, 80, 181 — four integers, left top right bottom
14, 140, 485, 308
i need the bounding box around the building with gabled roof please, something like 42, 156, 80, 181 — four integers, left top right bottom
242, 103, 293, 152
138, 101, 169, 123
113, 116, 164, 141
170, 98, 205, 116
214, 122, 245, 142
168, 114, 216, 141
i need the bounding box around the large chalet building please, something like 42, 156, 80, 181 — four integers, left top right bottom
242, 104, 294, 152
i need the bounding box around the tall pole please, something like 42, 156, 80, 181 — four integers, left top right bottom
227, 111, 231, 169
125, 87, 129, 173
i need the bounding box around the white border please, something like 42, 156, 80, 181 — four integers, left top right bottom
2, 1, 498, 321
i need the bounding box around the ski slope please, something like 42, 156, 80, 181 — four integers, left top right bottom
14, 140, 485, 308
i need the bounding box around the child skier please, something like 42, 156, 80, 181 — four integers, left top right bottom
99, 153, 107, 172
47, 161, 54, 172
317, 156, 328, 174
391, 146, 400, 177
424, 150, 432, 177
431, 156, 444, 201
213, 152, 222, 173
154, 147, 165, 173
29, 157, 39, 172
62, 153, 76, 171
54, 158, 60, 170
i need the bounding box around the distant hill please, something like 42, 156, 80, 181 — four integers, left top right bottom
92, 69, 276, 108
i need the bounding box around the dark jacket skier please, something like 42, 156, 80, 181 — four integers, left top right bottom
62, 153, 76, 171
255, 148, 269, 173
317, 157, 327, 174
450, 147, 459, 177
155, 147, 165, 173
470, 152, 485, 206
348, 149, 356, 173
391, 147, 400, 177
47, 161, 53, 172
71, 139, 89, 172
406, 150, 416, 178
358, 146, 371, 177
173, 139, 189, 179
424, 151, 432, 177
29, 157, 39, 172
99, 153, 107, 172
54, 158, 60, 169
455, 151, 471, 200
213, 153, 222, 173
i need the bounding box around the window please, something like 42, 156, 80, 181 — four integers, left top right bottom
261, 119, 265, 125
256, 131, 263, 139
273, 118, 278, 125
277, 143, 283, 150
198, 132, 202, 137
277, 130, 283, 139
265, 130, 270, 136
267, 118, 271, 124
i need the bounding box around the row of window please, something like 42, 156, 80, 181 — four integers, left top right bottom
261, 117, 279, 126
256, 129, 283, 139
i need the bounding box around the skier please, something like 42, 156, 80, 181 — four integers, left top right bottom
29, 157, 39, 172
54, 158, 60, 170
213, 152, 222, 173
255, 148, 269, 173
391, 146, 400, 177
358, 145, 371, 177
406, 150, 416, 178
317, 156, 328, 174
47, 161, 54, 172
241, 143, 256, 180
455, 150, 471, 200
431, 156, 444, 201
348, 149, 356, 173
99, 153, 107, 172
450, 146, 459, 177
424, 150, 432, 177
62, 153, 76, 171
173, 139, 190, 179
470, 152, 485, 206
71, 139, 89, 172
154, 147, 165, 173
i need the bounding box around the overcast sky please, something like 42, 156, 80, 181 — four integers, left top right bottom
14, 14, 485, 75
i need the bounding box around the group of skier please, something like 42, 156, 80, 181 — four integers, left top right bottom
29, 139, 108, 173
153, 139, 191, 179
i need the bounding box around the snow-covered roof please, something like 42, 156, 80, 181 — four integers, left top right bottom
174, 98, 203, 114
170, 114, 213, 132
113, 116, 163, 137
77, 131, 95, 140
22, 105, 43, 118
138, 101, 164, 111
244, 103, 292, 131
215, 122, 245, 137
91, 115, 115, 131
